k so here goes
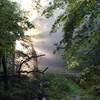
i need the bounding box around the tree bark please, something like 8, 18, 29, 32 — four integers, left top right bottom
2, 55, 8, 90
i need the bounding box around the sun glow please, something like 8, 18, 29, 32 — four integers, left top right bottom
11, 0, 38, 20
14, 0, 49, 54
11, 0, 49, 36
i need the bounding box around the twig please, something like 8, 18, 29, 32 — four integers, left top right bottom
20, 54, 45, 66
41, 67, 48, 73
18, 67, 48, 74
18, 54, 45, 75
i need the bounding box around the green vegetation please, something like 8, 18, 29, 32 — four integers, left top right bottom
0, 0, 100, 99
42, 73, 100, 100
0, 0, 34, 90
43, 0, 100, 95
43, 74, 84, 99
0, 76, 36, 100
0, 73, 99, 100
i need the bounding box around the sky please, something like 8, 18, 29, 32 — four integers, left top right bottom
12, 0, 65, 72
11, 0, 51, 10
10, 0, 63, 36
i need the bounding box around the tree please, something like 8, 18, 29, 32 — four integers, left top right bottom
0, 0, 34, 90
43, 0, 100, 86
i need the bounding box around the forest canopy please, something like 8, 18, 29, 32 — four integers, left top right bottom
0, 0, 100, 99
43, 0, 100, 81
0, 0, 34, 90
0, 0, 33, 53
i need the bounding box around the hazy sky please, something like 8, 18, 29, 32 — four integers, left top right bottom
13, 0, 65, 72
11, 0, 51, 9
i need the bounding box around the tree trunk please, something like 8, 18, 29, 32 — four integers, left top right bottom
12, 44, 15, 73
2, 55, 8, 90
31, 45, 38, 71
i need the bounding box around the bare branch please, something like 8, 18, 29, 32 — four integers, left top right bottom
18, 67, 48, 74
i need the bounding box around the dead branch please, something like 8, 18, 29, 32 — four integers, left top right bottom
16, 50, 30, 58
20, 54, 45, 67
17, 54, 45, 76
18, 67, 48, 74
41, 67, 48, 73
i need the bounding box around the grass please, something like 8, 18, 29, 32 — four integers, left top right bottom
42, 73, 84, 99
0, 73, 99, 100
0, 76, 36, 100
42, 73, 100, 100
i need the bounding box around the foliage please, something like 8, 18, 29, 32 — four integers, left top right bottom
42, 73, 100, 100
0, 0, 34, 68
43, 0, 100, 85
0, 0, 34, 53
0, 0, 34, 90
43, 73, 84, 99
0, 76, 36, 100
42, 0, 66, 18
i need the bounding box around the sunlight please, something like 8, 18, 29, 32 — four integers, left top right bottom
15, 40, 23, 51
40, 0, 51, 6
15, 40, 28, 53
11, 0, 38, 20
24, 28, 44, 36
11, 0, 32, 10
20, 0, 32, 10
34, 47, 53, 59
11, 0, 49, 36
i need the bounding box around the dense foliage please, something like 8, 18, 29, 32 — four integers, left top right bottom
0, 0, 34, 90
0, 0, 33, 53
43, 0, 100, 87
